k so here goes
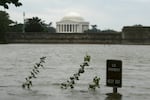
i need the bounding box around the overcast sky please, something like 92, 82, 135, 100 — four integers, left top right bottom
0, 0, 150, 31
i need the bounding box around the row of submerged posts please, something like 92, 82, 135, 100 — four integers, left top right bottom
21, 55, 100, 90
22, 56, 46, 89
61, 55, 100, 90
21, 55, 122, 93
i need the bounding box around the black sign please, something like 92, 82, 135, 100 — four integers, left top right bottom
106, 60, 122, 88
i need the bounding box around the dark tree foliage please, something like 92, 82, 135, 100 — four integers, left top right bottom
133, 24, 143, 27
8, 23, 23, 32
25, 17, 56, 33
45, 27, 56, 33
43, 22, 56, 33
25, 17, 45, 32
0, 0, 22, 9
84, 25, 101, 33
0, 11, 13, 32
0, 11, 13, 43
101, 29, 118, 33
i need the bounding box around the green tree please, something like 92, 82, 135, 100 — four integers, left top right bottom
0, 0, 22, 9
84, 25, 101, 33
45, 26, 56, 33
133, 24, 143, 27
25, 17, 45, 32
43, 22, 56, 33
0, 11, 14, 32
0, 11, 13, 30
0, 11, 13, 43
0, 11, 10, 32
8, 23, 23, 32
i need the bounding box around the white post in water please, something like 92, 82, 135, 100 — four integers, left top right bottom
106, 60, 122, 93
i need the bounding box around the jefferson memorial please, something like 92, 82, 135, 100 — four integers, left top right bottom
56, 12, 89, 33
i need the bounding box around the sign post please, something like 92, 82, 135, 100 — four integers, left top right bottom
106, 60, 122, 93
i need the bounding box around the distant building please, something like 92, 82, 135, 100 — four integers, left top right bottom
121, 26, 150, 44
122, 26, 150, 40
56, 12, 89, 33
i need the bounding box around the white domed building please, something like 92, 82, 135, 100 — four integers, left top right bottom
56, 12, 89, 33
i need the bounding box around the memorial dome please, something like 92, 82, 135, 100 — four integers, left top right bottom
56, 12, 89, 33
61, 12, 84, 22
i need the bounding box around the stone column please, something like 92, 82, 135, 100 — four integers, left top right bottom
62, 24, 64, 33
74, 24, 75, 32
69, 24, 70, 33
63, 24, 64, 32
72, 24, 74, 32
61, 24, 62, 33
76, 24, 78, 33
72, 24, 73, 32
56, 24, 58, 33
61, 24, 63, 33
67, 24, 68, 32
70, 24, 72, 33
63, 24, 65, 32
66, 24, 67, 33
59, 24, 60, 33
64, 24, 66, 32
59, 24, 61, 33
79, 24, 83, 33
66, 24, 67, 32
70, 24, 71, 32
58, 25, 60, 33
68, 24, 70, 32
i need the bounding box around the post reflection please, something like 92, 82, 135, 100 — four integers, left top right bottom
105, 93, 122, 100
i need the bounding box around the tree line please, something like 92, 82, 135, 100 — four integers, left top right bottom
0, 10, 56, 43
84, 25, 118, 33
0, 0, 56, 43
0, 0, 22, 9
0, 10, 56, 33
0, 0, 56, 33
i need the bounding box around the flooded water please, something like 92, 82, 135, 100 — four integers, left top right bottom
0, 44, 150, 100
